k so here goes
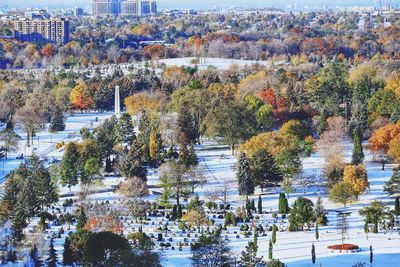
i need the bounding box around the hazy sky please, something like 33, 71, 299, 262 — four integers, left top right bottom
0, 0, 391, 10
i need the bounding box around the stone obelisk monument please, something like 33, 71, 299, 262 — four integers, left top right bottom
115, 86, 121, 118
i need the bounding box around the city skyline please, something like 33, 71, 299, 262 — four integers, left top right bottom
1, 0, 397, 10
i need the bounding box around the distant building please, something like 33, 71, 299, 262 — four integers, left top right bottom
121, 0, 139, 16
93, 0, 156, 16
72, 7, 84, 16
92, 0, 120, 16
12, 18, 69, 45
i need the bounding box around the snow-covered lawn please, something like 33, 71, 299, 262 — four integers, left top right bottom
1, 114, 399, 266
158, 57, 273, 70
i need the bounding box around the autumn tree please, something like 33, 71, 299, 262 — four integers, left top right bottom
124, 92, 166, 116
70, 82, 93, 110
389, 134, 400, 163
369, 123, 400, 170
343, 164, 369, 196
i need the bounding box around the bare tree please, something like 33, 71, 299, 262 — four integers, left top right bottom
0, 130, 20, 159
14, 106, 45, 146
188, 165, 207, 193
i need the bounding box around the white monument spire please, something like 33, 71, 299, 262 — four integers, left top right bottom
115, 85, 121, 118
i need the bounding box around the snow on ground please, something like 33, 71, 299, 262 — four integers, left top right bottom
1, 113, 400, 266
162, 140, 400, 267
157, 57, 273, 70
0, 112, 114, 192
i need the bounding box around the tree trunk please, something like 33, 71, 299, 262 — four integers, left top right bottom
230, 144, 235, 156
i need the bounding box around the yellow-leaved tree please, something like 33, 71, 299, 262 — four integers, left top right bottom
124, 92, 166, 116
343, 164, 369, 196
385, 72, 400, 99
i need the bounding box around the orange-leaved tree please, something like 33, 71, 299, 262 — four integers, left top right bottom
368, 123, 400, 170
70, 82, 93, 110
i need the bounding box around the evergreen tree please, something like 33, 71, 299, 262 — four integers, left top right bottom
390, 106, 400, 123
236, 153, 255, 199
177, 204, 182, 219
105, 157, 113, 173
315, 223, 319, 240
171, 205, 177, 220
258, 195, 262, 214
251, 150, 283, 191
60, 142, 80, 190
179, 143, 198, 168
49, 107, 65, 133
27, 245, 42, 267
314, 197, 327, 225
116, 112, 136, 145
30, 155, 58, 210
118, 140, 147, 181
17, 176, 39, 219
95, 115, 118, 159
289, 197, 314, 231
278, 193, 289, 215
240, 241, 263, 267
384, 167, 400, 196
318, 110, 328, 135
76, 207, 87, 230
370, 246, 373, 264
46, 238, 58, 267
251, 199, 256, 211
272, 224, 277, 244
1, 174, 20, 217
352, 127, 364, 165
364, 221, 369, 237
268, 238, 273, 260
63, 237, 74, 266
395, 197, 400, 216
311, 244, 316, 264
253, 230, 258, 252
177, 105, 198, 144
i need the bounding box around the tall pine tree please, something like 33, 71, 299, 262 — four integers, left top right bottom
384, 167, 400, 196
63, 237, 74, 266
46, 238, 58, 267
240, 241, 263, 267
116, 112, 136, 145
311, 244, 316, 264
118, 140, 147, 181
351, 126, 364, 165
28, 245, 42, 267
60, 142, 80, 190
29, 155, 58, 210
236, 153, 254, 200
251, 150, 283, 191
49, 107, 65, 133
